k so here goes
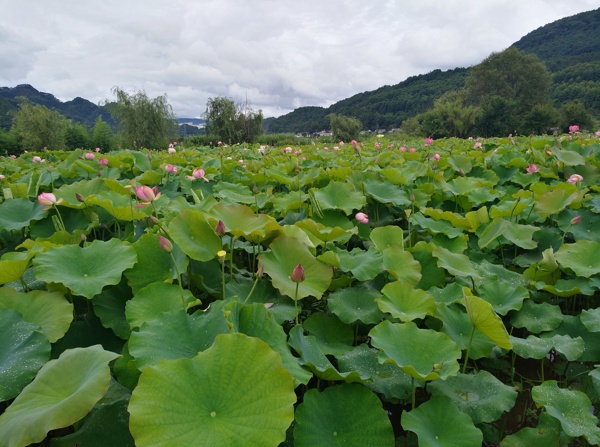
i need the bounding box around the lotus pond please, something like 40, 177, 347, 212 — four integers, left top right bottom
0, 133, 599, 446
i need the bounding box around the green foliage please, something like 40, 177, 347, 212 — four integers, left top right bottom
203, 96, 264, 144
12, 98, 67, 150
91, 116, 115, 151
106, 88, 177, 150
64, 122, 90, 150
559, 101, 595, 131
419, 90, 481, 138
0, 127, 20, 156
328, 113, 362, 141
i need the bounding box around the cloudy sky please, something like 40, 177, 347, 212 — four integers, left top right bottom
1, 1, 598, 118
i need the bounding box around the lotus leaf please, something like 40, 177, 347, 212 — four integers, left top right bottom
0, 197, 47, 231
534, 188, 580, 219
463, 290, 512, 350
167, 209, 223, 261
326, 285, 383, 324
554, 240, 600, 277
510, 334, 584, 361
310, 181, 366, 215
432, 245, 482, 280
382, 247, 421, 285
129, 333, 296, 447
377, 280, 436, 322
401, 395, 483, 447
294, 384, 395, 447
33, 238, 137, 299
501, 412, 564, 447
0, 345, 119, 446
510, 299, 564, 333
335, 246, 382, 280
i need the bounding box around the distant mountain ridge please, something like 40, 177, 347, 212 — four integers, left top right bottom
1, 8, 599, 134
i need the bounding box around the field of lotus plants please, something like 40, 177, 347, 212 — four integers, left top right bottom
0, 130, 599, 446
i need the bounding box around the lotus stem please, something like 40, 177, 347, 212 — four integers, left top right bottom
462, 326, 475, 374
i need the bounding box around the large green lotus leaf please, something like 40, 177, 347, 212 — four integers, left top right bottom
258, 236, 332, 300
401, 395, 483, 447
430, 282, 464, 305
0, 197, 47, 231
0, 309, 50, 401
302, 312, 354, 356
510, 299, 563, 333
337, 344, 419, 401
369, 321, 461, 381
532, 380, 600, 445
581, 308, 600, 332
591, 367, 600, 396
432, 246, 482, 280
53, 177, 115, 208
501, 412, 564, 447
554, 149, 585, 166
335, 246, 382, 281
294, 384, 394, 447
476, 280, 527, 315
370, 225, 405, 251
310, 181, 366, 215
428, 370, 517, 424
363, 179, 411, 207
510, 334, 584, 361
213, 181, 255, 204
272, 190, 309, 214
0, 345, 119, 446
477, 217, 508, 249
125, 282, 197, 329
534, 188, 580, 219
129, 307, 228, 370
168, 209, 222, 262
85, 191, 148, 221
288, 326, 364, 382
377, 280, 436, 322
424, 208, 473, 232
0, 251, 34, 285
561, 210, 600, 243
382, 247, 421, 286
447, 154, 472, 174
92, 280, 132, 339
223, 302, 312, 387
0, 288, 73, 343
542, 315, 600, 362
33, 238, 137, 299
296, 219, 350, 244
479, 218, 539, 250
124, 232, 189, 293
463, 290, 512, 350
411, 213, 465, 239
207, 202, 283, 243
542, 277, 597, 297
435, 304, 496, 359
50, 380, 134, 447
113, 342, 140, 391
443, 176, 492, 196
326, 285, 383, 324
554, 240, 600, 278
129, 333, 296, 447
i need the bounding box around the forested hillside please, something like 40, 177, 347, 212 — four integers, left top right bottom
268, 7, 600, 134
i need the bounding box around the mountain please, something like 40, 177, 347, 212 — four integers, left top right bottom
267, 7, 600, 134
0, 84, 115, 131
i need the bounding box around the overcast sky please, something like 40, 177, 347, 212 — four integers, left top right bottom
1, 1, 598, 118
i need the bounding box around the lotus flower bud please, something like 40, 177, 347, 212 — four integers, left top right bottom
38, 192, 60, 207
570, 215, 581, 225
215, 220, 226, 236
75, 193, 85, 203
355, 212, 369, 224
291, 264, 305, 283
158, 235, 173, 253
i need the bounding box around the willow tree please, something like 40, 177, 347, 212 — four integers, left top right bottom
107, 88, 177, 150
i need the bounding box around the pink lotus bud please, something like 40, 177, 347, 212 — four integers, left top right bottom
566, 174, 583, 184
215, 220, 226, 236
148, 215, 159, 225
168, 147, 176, 154
425, 137, 434, 146
355, 212, 369, 224
526, 164, 539, 174
99, 158, 109, 166
158, 235, 173, 253
32, 156, 42, 163
165, 164, 178, 174
400, 146, 407, 152
38, 192, 59, 207
95, 147, 101, 152
75, 193, 85, 203
570, 215, 581, 225
431, 153, 440, 161
85, 152, 95, 160
409, 147, 416, 153
135, 185, 160, 202
257, 264, 264, 279
291, 264, 305, 283
569, 125, 579, 133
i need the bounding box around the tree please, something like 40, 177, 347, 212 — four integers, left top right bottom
106, 88, 177, 150
328, 114, 362, 142
204, 97, 264, 144
521, 104, 560, 135
91, 116, 115, 151
64, 122, 90, 150
466, 47, 552, 113
419, 90, 481, 138
559, 101, 594, 132
11, 99, 67, 150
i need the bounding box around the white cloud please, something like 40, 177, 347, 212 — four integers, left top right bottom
0, 0, 597, 118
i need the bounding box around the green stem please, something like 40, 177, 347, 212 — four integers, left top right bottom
411, 376, 416, 410
221, 257, 226, 300
53, 205, 67, 232
294, 282, 300, 325
243, 275, 260, 304
462, 326, 475, 374
169, 252, 186, 311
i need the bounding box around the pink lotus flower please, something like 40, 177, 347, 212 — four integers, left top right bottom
167, 146, 176, 154
187, 168, 209, 182
526, 164, 539, 174
424, 137, 434, 146
400, 146, 407, 153
566, 174, 583, 184
99, 158, 109, 166
355, 212, 369, 224
32, 156, 43, 163
474, 142, 483, 149
291, 264, 305, 283
595, 130, 600, 137
431, 153, 440, 161
165, 164, 178, 174
409, 147, 416, 153
38, 192, 62, 207
95, 147, 101, 152
282, 147, 292, 153
85, 152, 95, 160
0, 174, 5, 180
569, 125, 579, 133
135, 185, 160, 203
374, 142, 380, 149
